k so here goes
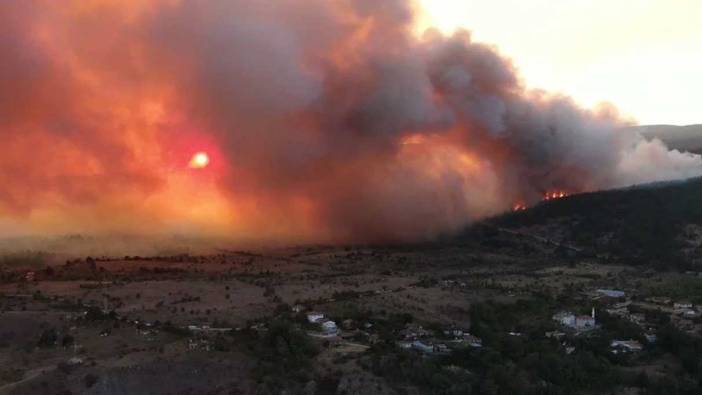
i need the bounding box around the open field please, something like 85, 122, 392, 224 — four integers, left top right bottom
2, 231, 702, 394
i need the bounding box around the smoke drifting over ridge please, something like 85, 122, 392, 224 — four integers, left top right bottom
1, 0, 701, 242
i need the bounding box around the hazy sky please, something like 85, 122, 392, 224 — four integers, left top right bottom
2, 0, 701, 241
418, 0, 702, 125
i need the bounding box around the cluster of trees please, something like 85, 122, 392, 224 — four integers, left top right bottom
656, 325, 702, 387
0, 251, 48, 269
368, 298, 702, 394
0, 368, 24, 386
36, 327, 74, 348
647, 277, 702, 305
236, 318, 321, 393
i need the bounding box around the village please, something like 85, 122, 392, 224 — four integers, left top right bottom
1, 244, 702, 393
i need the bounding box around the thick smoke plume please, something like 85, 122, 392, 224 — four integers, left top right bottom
1, 0, 701, 242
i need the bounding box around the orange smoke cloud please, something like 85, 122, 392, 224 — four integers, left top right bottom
1, 0, 701, 243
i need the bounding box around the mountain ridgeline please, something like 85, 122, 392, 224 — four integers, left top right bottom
477, 176, 702, 270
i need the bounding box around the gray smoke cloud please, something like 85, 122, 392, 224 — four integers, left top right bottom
1, 0, 700, 242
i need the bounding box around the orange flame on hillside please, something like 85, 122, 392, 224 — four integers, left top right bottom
512, 190, 570, 212
543, 190, 569, 201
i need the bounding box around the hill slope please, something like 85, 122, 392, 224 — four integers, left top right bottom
473, 177, 702, 269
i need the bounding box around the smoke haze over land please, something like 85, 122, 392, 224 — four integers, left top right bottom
1, 0, 702, 243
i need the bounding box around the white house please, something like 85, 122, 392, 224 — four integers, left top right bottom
396, 341, 413, 349
320, 319, 338, 335
574, 315, 595, 329
553, 308, 596, 330
25, 271, 36, 282
553, 311, 576, 327
412, 340, 434, 354
628, 313, 646, 325
683, 309, 698, 318
444, 329, 464, 338
596, 289, 625, 298
674, 302, 693, 310
463, 334, 483, 348
306, 312, 325, 323
434, 343, 450, 354
611, 340, 643, 353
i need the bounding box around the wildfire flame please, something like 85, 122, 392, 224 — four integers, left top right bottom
543, 190, 569, 201
512, 190, 570, 212
512, 203, 527, 212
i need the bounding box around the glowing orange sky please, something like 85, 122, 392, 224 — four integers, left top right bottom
1, 0, 700, 243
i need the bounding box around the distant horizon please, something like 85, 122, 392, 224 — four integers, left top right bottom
633, 123, 702, 127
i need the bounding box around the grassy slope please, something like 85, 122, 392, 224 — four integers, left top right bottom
478, 177, 702, 268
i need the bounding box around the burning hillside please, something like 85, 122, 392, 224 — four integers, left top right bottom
1, 0, 701, 242
543, 191, 570, 201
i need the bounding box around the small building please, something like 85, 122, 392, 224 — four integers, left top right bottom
25, 271, 36, 282
553, 311, 576, 327
320, 319, 338, 335
682, 309, 698, 318
554, 309, 596, 330
412, 340, 435, 354
444, 328, 464, 338
628, 313, 646, 325
187, 325, 232, 333
575, 315, 595, 329
611, 340, 643, 353
396, 341, 413, 349
596, 289, 625, 298
674, 302, 693, 310
400, 324, 429, 340
306, 312, 325, 323
434, 343, 450, 354
291, 304, 304, 313
462, 334, 483, 348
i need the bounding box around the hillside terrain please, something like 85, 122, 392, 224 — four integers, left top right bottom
477, 176, 702, 270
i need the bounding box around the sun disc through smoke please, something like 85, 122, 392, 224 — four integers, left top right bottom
189, 152, 210, 169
